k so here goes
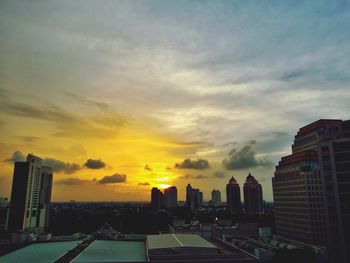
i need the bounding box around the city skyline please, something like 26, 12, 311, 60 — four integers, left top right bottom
1, 1, 350, 202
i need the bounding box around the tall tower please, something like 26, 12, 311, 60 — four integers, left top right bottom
243, 173, 263, 214
7, 154, 53, 233
151, 187, 164, 210
211, 189, 221, 206
164, 186, 177, 208
272, 119, 350, 263
226, 176, 241, 213
39, 166, 53, 229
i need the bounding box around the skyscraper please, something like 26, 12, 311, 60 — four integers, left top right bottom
243, 173, 263, 214
164, 186, 177, 208
39, 166, 53, 229
151, 187, 164, 210
226, 176, 241, 213
185, 184, 203, 210
272, 119, 350, 263
318, 120, 350, 263
7, 154, 53, 233
211, 189, 221, 206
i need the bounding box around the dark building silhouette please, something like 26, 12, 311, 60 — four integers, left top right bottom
164, 186, 177, 208
186, 184, 203, 210
151, 187, 164, 210
211, 189, 221, 206
226, 176, 241, 213
272, 119, 350, 263
39, 166, 53, 229
243, 173, 263, 214
7, 154, 53, 233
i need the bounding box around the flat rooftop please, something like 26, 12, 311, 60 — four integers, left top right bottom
72, 240, 147, 262
147, 233, 216, 250
0, 241, 80, 263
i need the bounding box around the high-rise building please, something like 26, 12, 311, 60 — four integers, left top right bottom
243, 173, 263, 214
39, 166, 53, 229
0, 197, 9, 231
151, 187, 164, 210
185, 184, 203, 210
211, 189, 221, 206
272, 119, 350, 263
226, 176, 241, 213
7, 154, 53, 233
164, 186, 177, 208
318, 120, 350, 263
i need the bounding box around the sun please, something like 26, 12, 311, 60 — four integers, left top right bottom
157, 184, 171, 189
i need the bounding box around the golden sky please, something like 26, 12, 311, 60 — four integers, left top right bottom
1, 1, 350, 201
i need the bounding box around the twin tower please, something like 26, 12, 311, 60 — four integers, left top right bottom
226, 173, 263, 214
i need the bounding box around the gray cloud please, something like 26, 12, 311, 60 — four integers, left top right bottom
144, 164, 152, 171
192, 174, 208, 179
175, 159, 210, 170
138, 182, 150, 186
4, 151, 26, 163
14, 136, 41, 142
223, 143, 273, 170
179, 174, 207, 180
42, 158, 80, 174
97, 173, 127, 184
4, 151, 81, 174
213, 171, 225, 178
84, 159, 106, 169
56, 178, 90, 185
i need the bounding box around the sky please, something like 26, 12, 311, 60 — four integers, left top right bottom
0, 0, 349, 202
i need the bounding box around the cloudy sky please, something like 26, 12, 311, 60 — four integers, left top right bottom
0, 0, 349, 201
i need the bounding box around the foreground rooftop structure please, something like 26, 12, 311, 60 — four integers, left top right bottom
0, 234, 257, 263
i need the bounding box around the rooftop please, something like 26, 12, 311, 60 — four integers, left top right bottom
146, 234, 216, 250
0, 241, 80, 263
71, 240, 146, 263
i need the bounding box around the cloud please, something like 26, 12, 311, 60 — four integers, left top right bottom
4, 151, 26, 163
213, 171, 225, 178
42, 158, 81, 174
179, 174, 190, 179
56, 178, 90, 185
144, 164, 152, 171
0, 95, 127, 139
84, 159, 106, 169
223, 143, 273, 170
14, 136, 41, 142
179, 174, 207, 179
138, 182, 150, 186
192, 174, 208, 179
97, 173, 127, 184
175, 158, 210, 170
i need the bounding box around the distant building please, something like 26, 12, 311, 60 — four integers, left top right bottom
7, 154, 53, 233
272, 119, 350, 263
151, 187, 164, 210
243, 173, 263, 214
211, 189, 221, 206
226, 177, 241, 214
0, 197, 9, 231
164, 186, 177, 208
186, 184, 203, 210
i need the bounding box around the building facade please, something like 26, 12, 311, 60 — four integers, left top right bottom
186, 184, 203, 210
151, 187, 164, 210
164, 186, 177, 208
211, 189, 221, 206
272, 119, 350, 263
7, 154, 53, 233
243, 173, 263, 214
226, 177, 241, 213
